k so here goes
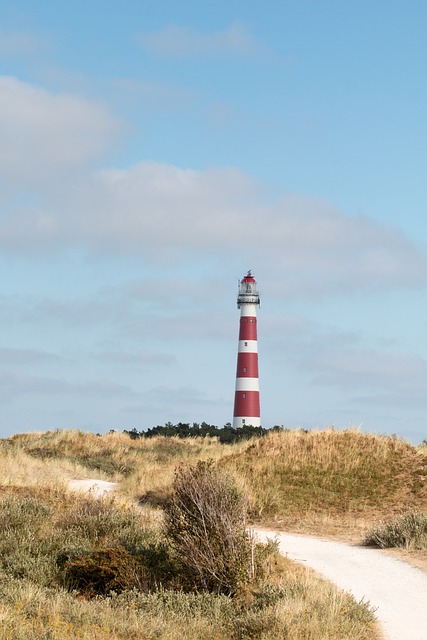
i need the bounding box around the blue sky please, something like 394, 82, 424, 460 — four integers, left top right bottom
1, 1, 427, 443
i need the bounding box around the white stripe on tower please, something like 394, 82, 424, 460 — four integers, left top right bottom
233, 271, 261, 428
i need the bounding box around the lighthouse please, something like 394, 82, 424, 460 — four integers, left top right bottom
233, 271, 261, 428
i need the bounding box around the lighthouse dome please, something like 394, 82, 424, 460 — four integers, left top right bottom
242, 271, 256, 284
237, 271, 260, 307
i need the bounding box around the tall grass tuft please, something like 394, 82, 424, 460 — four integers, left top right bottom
364, 510, 427, 549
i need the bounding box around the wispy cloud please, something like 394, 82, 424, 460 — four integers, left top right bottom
93, 349, 176, 366
310, 347, 427, 392
0, 347, 60, 365
0, 76, 122, 185
0, 293, 120, 328
0, 370, 135, 399
1, 160, 424, 297
0, 31, 49, 56
278, 319, 427, 397
120, 385, 226, 423
138, 22, 258, 57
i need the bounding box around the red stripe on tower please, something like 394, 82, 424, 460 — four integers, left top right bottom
233, 271, 261, 428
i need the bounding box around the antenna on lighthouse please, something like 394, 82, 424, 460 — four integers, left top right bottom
233, 271, 261, 428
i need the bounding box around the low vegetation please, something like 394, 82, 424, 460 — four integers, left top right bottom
0, 427, 386, 639
364, 510, 427, 550
0, 570, 376, 640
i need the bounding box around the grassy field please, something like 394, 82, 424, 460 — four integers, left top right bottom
1, 426, 425, 639
7, 427, 425, 538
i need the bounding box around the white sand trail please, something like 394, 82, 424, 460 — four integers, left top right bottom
68, 478, 118, 498
255, 528, 427, 640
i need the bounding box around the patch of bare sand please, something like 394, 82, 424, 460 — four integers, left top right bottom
68, 478, 117, 497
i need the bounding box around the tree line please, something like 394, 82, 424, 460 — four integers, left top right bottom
123, 422, 285, 444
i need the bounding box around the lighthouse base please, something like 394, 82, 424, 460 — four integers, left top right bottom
233, 416, 261, 428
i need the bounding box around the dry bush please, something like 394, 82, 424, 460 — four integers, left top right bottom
164, 461, 273, 595
364, 510, 427, 549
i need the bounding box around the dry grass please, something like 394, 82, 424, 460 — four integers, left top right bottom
7, 427, 427, 541
418, 441, 427, 456
119, 434, 243, 504
7, 430, 138, 480
0, 440, 100, 491
6, 430, 242, 501
0, 560, 376, 640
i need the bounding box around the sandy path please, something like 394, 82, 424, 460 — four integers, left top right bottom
68, 478, 118, 498
255, 528, 427, 640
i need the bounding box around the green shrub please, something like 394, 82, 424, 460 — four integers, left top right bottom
0, 495, 60, 585
55, 496, 151, 548
0, 495, 52, 530
163, 461, 272, 595
63, 546, 146, 596
364, 510, 427, 549
0, 492, 173, 593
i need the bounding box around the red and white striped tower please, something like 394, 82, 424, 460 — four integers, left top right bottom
233, 271, 261, 428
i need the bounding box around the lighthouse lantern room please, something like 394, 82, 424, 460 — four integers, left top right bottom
233, 271, 261, 428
